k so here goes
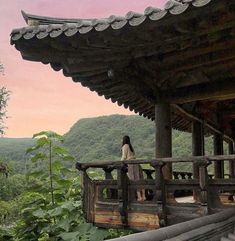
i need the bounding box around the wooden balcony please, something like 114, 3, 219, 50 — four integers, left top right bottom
76, 155, 235, 231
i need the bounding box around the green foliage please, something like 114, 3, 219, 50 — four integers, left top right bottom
0, 138, 35, 173
0, 174, 27, 201
13, 131, 108, 241
0, 87, 10, 135
0, 115, 231, 175
63, 115, 230, 173
0, 226, 14, 241
107, 228, 134, 239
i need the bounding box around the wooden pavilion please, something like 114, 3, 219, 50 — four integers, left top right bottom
11, 0, 235, 233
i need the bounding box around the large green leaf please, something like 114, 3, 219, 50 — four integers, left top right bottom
36, 137, 50, 147
31, 153, 47, 163
33, 131, 50, 138
90, 228, 108, 241
27, 170, 44, 178
51, 160, 62, 170
55, 218, 71, 232
58, 231, 80, 241
55, 179, 73, 188
75, 223, 93, 235
52, 146, 68, 155
33, 131, 64, 141
61, 200, 76, 212
32, 209, 46, 219
48, 206, 63, 217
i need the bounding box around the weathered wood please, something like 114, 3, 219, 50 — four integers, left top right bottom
76, 153, 235, 230
94, 210, 159, 231
76, 155, 235, 171
164, 80, 235, 104
103, 166, 117, 199
214, 134, 224, 178
228, 142, 235, 178
198, 160, 210, 205
155, 103, 172, 180
173, 104, 234, 143
80, 171, 95, 222
117, 164, 128, 226
151, 161, 166, 226
192, 121, 205, 202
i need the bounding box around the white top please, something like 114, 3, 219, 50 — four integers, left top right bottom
121, 144, 135, 161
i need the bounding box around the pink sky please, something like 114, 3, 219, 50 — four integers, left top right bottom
0, 0, 166, 137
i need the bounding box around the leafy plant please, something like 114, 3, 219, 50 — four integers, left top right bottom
14, 131, 108, 241
0, 226, 14, 241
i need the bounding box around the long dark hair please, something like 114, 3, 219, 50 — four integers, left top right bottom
122, 135, 134, 153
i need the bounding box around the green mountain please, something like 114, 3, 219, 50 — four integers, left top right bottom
0, 137, 35, 173
63, 114, 215, 172
0, 115, 226, 173
0, 137, 35, 161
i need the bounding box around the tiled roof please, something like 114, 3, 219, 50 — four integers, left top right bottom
9, 0, 235, 139
11, 0, 212, 42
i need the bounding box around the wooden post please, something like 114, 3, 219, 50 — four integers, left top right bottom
151, 161, 166, 227
75, 163, 95, 222
155, 103, 172, 179
198, 160, 209, 206
212, 134, 224, 209
214, 134, 224, 178
228, 142, 235, 178
192, 121, 204, 202
80, 170, 95, 222
117, 163, 128, 226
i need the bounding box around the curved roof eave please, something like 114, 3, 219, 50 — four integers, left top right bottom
11, 0, 213, 41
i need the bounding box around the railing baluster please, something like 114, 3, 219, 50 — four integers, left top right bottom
103, 166, 116, 199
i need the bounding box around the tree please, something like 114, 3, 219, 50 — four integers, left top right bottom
0, 63, 3, 75
0, 62, 10, 135
0, 87, 10, 135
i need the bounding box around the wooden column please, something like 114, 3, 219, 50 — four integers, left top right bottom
155, 103, 172, 179
229, 142, 235, 178
192, 121, 204, 202
214, 134, 224, 178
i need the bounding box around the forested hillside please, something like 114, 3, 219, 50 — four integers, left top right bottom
63, 114, 215, 162
0, 115, 231, 240
0, 114, 229, 173
0, 138, 35, 161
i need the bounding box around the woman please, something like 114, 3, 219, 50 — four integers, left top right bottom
121, 135, 146, 201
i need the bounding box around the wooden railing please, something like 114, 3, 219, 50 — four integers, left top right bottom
76, 155, 235, 231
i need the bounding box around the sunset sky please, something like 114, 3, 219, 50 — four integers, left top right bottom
0, 0, 166, 138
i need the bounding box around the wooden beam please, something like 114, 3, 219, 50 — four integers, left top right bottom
165, 80, 235, 104
173, 104, 234, 143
